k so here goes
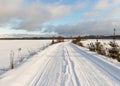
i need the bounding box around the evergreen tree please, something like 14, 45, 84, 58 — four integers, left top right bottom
95, 41, 106, 55
51, 39, 55, 44
108, 41, 120, 60
88, 42, 96, 51
108, 28, 120, 62
72, 36, 83, 46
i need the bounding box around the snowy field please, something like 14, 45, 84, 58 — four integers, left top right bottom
0, 42, 120, 86
81, 39, 120, 48
0, 40, 51, 69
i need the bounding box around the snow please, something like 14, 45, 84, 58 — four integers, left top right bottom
0, 42, 120, 86
0, 40, 51, 69
81, 39, 120, 66
81, 39, 120, 48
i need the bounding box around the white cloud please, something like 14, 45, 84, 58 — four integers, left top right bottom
94, 0, 110, 10
46, 5, 72, 18
82, 11, 100, 19
94, 0, 120, 10
0, 0, 120, 36
0, 0, 24, 17
82, 0, 120, 20
107, 8, 120, 18
0, 0, 85, 30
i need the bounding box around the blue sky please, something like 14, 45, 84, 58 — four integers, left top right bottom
0, 0, 120, 37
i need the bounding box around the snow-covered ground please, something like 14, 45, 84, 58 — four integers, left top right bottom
81, 39, 120, 48
81, 39, 120, 65
0, 42, 120, 86
0, 40, 51, 69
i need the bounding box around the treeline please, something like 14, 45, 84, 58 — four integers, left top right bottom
0, 37, 72, 40
51, 36, 64, 45
82, 35, 120, 39
0, 35, 120, 40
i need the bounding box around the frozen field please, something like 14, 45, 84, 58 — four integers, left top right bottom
0, 40, 51, 69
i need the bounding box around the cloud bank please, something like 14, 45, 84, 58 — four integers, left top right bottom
43, 19, 120, 36
0, 0, 120, 36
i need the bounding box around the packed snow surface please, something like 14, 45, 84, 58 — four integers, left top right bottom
0, 42, 120, 86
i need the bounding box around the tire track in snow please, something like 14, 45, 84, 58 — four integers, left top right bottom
64, 46, 81, 86
67, 47, 110, 86
60, 46, 69, 86
28, 44, 61, 86
69, 43, 120, 85
30, 43, 66, 86
29, 57, 51, 86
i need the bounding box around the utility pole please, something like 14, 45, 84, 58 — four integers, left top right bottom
96, 35, 99, 51
96, 35, 98, 43
113, 28, 116, 44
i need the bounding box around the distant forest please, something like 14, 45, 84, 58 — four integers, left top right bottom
0, 35, 120, 40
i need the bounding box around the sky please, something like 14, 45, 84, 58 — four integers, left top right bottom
0, 0, 120, 37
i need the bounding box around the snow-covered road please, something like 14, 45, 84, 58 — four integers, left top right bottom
0, 42, 120, 86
